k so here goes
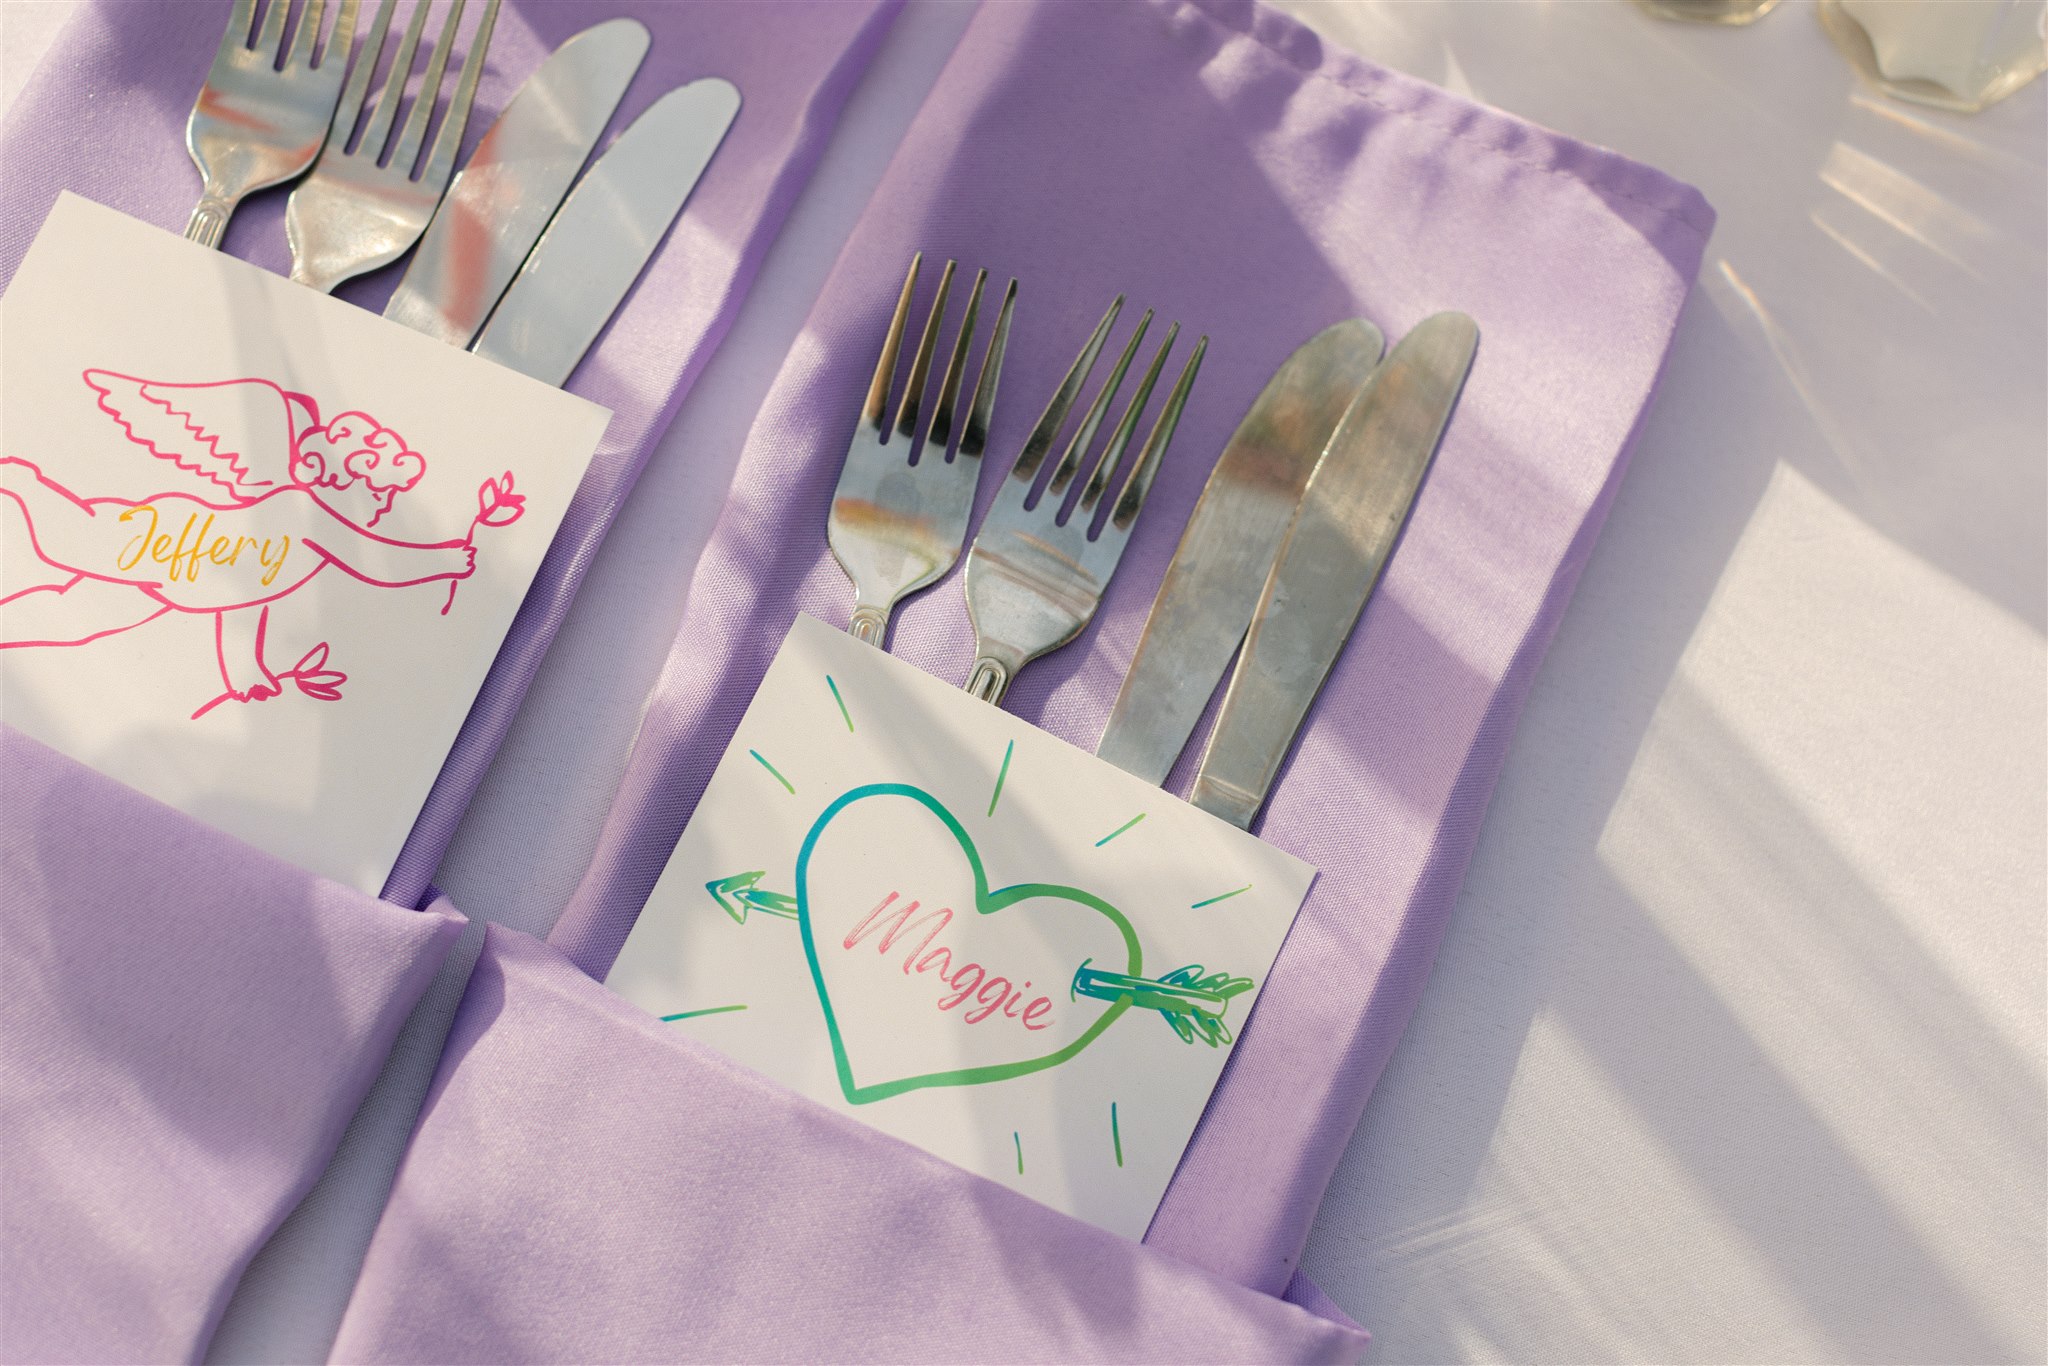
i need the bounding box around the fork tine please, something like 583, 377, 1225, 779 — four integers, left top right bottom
925, 269, 986, 456
959, 278, 1016, 462
863, 255, 921, 436
1110, 335, 1207, 531
286, 0, 325, 65
391, 0, 463, 175
1080, 321, 1177, 514
256, 0, 290, 61
218, 0, 258, 57
326, 0, 390, 150
317, 0, 361, 67
420, 0, 498, 186
893, 259, 956, 444
1009, 295, 1123, 485
1046, 310, 1150, 500
359, 0, 430, 161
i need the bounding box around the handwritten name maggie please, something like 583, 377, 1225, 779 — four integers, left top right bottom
842, 892, 1053, 1031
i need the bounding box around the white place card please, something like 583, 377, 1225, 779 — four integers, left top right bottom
0, 195, 609, 893
606, 613, 1317, 1239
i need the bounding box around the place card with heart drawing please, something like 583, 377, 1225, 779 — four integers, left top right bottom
605, 613, 1317, 1239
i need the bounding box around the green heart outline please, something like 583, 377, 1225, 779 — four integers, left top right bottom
795, 782, 1142, 1105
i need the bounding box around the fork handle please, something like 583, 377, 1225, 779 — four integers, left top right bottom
184, 195, 236, 249
964, 654, 1017, 706
848, 606, 892, 647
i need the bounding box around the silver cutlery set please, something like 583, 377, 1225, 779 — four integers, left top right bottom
183, 0, 738, 385
184, 1, 1479, 836
831, 258, 1478, 830
829, 257, 1016, 649
284, 0, 498, 293
964, 299, 1205, 707
1172, 313, 1477, 828
831, 255, 1208, 701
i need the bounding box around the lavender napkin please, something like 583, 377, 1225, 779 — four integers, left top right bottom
551, 0, 1713, 1304
0, 0, 904, 909
332, 926, 1370, 1363
0, 730, 463, 1364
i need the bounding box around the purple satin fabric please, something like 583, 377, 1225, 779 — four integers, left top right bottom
0, 729, 464, 1364
331, 925, 1370, 1364
1, 3, 897, 1360
0, 0, 905, 911
551, 0, 1713, 1302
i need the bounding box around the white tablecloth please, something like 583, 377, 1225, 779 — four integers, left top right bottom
5, 2, 2041, 1360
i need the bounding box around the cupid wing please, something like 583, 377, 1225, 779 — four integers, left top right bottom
83, 371, 317, 499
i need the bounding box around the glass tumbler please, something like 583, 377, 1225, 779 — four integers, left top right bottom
1819, 0, 2047, 112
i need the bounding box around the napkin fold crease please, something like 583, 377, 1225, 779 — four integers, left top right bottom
0, 729, 464, 1365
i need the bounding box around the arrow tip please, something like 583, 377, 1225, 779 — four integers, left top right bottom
705, 870, 766, 924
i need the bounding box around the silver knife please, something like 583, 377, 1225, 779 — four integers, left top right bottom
470, 78, 741, 387
1189, 312, 1478, 829
1095, 320, 1384, 785
383, 18, 651, 347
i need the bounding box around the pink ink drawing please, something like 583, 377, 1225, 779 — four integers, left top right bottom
0, 370, 525, 717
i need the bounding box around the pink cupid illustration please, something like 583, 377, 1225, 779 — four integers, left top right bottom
0, 370, 524, 718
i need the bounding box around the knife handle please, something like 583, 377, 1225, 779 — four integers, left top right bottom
1190, 312, 1478, 830
1187, 494, 1375, 830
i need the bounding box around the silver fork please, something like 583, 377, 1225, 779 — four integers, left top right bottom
286, 0, 501, 293
185, 0, 360, 249
962, 300, 1207, 705
828, 254, 1018, 648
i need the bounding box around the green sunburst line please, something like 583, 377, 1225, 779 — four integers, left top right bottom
1112, 1102, 1124, 1167
1014, 1130, 1024, 1174
749, 749, 794, 794
988, 739, 1014, 817
1190, 884, 1251, 909
827, 675, 853, 732
1095, 812, 1146, 847
660, 1004, 748, 1022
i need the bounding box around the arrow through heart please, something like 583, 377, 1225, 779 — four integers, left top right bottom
797, 782, 1136, 1104
710, 782, 1253, 1105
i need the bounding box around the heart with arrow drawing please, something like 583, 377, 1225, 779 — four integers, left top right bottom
703, 782, 1254, 1105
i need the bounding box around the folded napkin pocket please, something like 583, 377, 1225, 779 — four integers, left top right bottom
546, 0, 1715, 1340
0, 5, 902, 1358
330, 616, 1361, 1361
330, 924, 1368, 1363
0, 728, 464, 1365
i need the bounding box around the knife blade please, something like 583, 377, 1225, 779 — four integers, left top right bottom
470, 78, 741, 387
1189, 312, 1478, 829
1095, 320, 1384, 785
383, 18, 651, 348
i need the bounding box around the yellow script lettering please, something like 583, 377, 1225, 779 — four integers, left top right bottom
257, 535, 291, 587
115, 504, 159, 571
